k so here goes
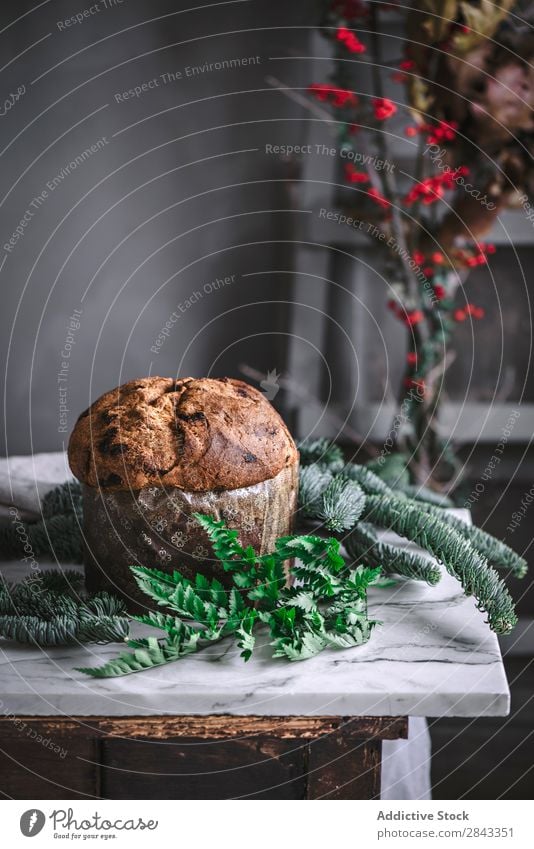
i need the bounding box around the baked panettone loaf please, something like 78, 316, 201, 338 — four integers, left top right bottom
68, 377, 298, 610
69, 376, 297, 491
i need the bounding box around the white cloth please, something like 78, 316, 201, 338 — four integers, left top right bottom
381, 717, 432, 799
0, 451, 71, 516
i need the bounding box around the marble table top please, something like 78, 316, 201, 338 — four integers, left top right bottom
0, 509, 510, 719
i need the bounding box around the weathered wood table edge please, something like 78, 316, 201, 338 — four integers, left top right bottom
0, 714, 408, 800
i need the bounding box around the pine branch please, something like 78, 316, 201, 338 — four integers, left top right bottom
0, 512, 83, 562
298, 464, 334, 516
296, 449, 523, 618
341, 464, 392, 496
297, 438, 344, 471
366, 455, 411, 488
396, 484, 454, 508
412, 502, 528, 578
298, 465, 366, 530
317, 477, 366, 532
362, 493, 517, 634
0, 481, 84, 563
0, 571, 129, 646
41, 481, 82, 519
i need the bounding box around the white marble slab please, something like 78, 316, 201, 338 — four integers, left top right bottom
0, 510, 510, 718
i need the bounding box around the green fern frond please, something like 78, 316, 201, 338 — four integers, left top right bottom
77, 631, 200, 678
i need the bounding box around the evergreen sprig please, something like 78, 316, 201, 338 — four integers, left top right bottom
396, 484, 454, 508
298, 464, 334, 517
361, 494, 517, 634
346, 522, 442, 586
412, 501, 528, 578
298, 437, 344, 471
316, 477, 366, 532
0, 569, 129, 646
0, 481, 83, 563
78, 515, 380, 677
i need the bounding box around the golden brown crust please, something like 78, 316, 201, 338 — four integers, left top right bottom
68, 377, 298, 492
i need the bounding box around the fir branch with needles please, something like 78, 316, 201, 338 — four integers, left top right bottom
346, 522, 442, 586
77, 515, 380, 678
0, 481, 84, 563
297, 437, 344, 471
361, 493, 517, 634
296, 446, 526, 634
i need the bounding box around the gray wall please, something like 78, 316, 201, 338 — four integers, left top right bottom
0, 0, 312, 454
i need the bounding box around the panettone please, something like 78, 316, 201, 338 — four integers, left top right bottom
68, 377, 298, 610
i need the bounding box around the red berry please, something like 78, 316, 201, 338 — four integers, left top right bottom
406, 309, 424, 326
372, 98, 397, 120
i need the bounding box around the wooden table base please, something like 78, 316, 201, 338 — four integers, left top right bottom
0, 715, 408, 800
